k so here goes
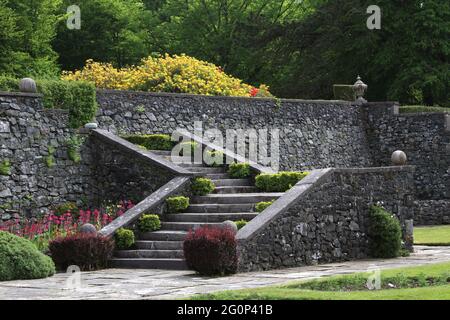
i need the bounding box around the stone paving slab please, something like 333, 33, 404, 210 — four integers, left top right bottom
1, 246, 449, 300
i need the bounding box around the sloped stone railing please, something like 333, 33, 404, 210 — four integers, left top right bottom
236, 166, 416, 272
99, 176, 191, 237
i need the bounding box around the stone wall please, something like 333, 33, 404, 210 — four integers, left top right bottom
96, 90, 373, 171
0, 92, 95, 219
363, 102, 450, 200
414, 200, 450, 226
237, 167, 416, 272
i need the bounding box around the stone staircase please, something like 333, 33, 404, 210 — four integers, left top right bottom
110, 150, 282, 270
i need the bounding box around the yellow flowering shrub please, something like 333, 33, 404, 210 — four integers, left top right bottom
62, 54, 272, 97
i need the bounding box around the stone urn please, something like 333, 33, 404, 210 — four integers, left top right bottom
19, 78, 37, 93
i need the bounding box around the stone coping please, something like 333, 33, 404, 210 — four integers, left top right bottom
97, 88, 353, 105
91, 129, 194, 176
99, 176, 191, 237
0, 91, 42, 98
236, 165, 416, 242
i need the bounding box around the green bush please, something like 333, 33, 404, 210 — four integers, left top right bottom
0, 76, 19, 91
368, 205, 402, 258
52, 202, 78, 217
333, 84, 355, 101
123, 134, 174, 151
0, 160, 11, 175
255, 171, 309, 192
191, 178, 215, 196
235, 220, 248, 230
0, 231, 55, 281
255, 200, 275, 212
204, 150, 224, 167
228, 162, 251, 178
166, 196, 190, 213
138, 214, 161, 232
114, 228, 135, 250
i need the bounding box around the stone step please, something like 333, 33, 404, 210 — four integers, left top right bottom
186, 203, 255, 213
204, 173, 231, 180
191, 193, 283, 204
163, 212, 258, 222
161, 222, 222, 231
135, 240, 183, 250
115, 250, 184, 259
212, 179, 252, 187
149, 150, 172, 156
110, 258, 187, 270
189, 167, 227, 174
139, 230, 187, 241
213, 186, 258, 194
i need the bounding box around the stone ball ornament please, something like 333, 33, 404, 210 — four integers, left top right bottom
79, 223, 98, 235
391, 150, 407, 166
221, 220, 238, 234
19, 78, 37, 93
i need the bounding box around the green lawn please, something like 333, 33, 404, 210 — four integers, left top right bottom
414, 225, 450, 246
399, 105, 450, 113
192, 262, 450, 300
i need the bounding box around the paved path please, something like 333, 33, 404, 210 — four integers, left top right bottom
1, 246, 450, 300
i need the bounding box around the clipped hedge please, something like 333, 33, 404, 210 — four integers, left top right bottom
0, 77, 97, 129
368, 205, 402, 258
235, 220, 248, 230
114, 228, 135, 250
123, 134, 175, 151
255, 200, 275, 213
166, 196, 189, 213
191, 178, 215, 196
184, 226, 237, 276
228, 162, 251, 178
0, 231, 56, 281
138, 214, 161, 232
255, 171, 309, 192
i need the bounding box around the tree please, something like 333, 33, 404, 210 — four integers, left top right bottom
53, 0, 151, 71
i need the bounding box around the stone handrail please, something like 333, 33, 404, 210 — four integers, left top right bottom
91, 129, 194, 176
99, 176, 190, 237
236, 168, 332, 242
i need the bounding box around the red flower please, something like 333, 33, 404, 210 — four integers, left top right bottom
250, 87, 259, 97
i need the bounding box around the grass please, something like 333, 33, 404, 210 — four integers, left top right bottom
191, 262, 450, 300
414, 225, 450, 246
399, 105, 450, 113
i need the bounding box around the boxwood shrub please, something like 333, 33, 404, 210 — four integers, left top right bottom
368, 205, 402, 258
114, 228, 135, 250
191, 178, 215, 196
123, 134, 174, 151
234, 220, 248, 230
166, 196, 189, 213
48, 233, 114, 271
138, 214, 161, 232
255, 200, 275, 212
0, 231, 56, 281
255, 171, 309, 192
184, 226, 237, 276
228, 162, 251, 178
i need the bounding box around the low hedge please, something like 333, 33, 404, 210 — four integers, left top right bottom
138, 214, 161, 232
0, 231, 56, 281
166, 196, 190, 213
255, 200, 275, 212
255, 171, 309, 192
114, 228, 135, 250
368, 205, 402, 258
191, 178, 215, 196
48, 233, 114, 271
184, 226, 237, 276
0, 77, 97, 129
228, 162, 251, 178
235, 220, 248, 230
123, 134, 175, 151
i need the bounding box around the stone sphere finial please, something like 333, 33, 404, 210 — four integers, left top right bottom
352, 75, 368, 104
391, 150, 407, 166
79, 223, 97, 235
19, 78, 37, 93
221, 220, 238, 234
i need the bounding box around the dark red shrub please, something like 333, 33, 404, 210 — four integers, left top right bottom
183, 226, 237, 276
48, 233, 114, 271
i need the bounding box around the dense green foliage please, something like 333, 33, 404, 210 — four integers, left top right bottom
123, 134, 174, 151
138, 214, 161, 232
234, 220, 248, 230
368, 205, 402, 258
166, 196, 189, 213
228, 163, 251, 179
255, 171, 309, 192
0, 231, 55, 281
191, 178, 215, 196
114, 228, 135, 250
0, 160, 11, 175
255, 200, 275, 213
